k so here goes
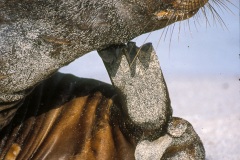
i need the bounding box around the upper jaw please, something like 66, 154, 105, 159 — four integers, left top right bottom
154, 0, 208, 21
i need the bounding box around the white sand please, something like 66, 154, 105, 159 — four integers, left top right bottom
165, 75, 240, 160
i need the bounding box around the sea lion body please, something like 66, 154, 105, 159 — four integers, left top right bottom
0, 73, 205, 160
0, 0, 208, 103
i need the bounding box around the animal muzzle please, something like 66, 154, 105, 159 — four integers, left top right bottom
162, 0, 209, 12
155, 0, 209, 21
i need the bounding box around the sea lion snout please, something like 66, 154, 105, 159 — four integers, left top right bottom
155, 0, 209, 21
170, 0, 209, 11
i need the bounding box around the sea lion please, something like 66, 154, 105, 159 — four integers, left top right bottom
0, 0, 209, 102
0, 0, 226, 159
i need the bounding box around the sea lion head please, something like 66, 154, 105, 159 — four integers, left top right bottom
118, 0, 209, 35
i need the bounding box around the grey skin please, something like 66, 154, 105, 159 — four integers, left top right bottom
0, 0, 208, 128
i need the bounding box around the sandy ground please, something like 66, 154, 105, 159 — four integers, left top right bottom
164, 75, 240, 160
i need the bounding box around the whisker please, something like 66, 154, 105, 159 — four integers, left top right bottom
163, 25, 172, 42
212, 0, 238, 13
156, 27, 166, 50
200, 6, 211, 28
178, 20, 182, 42
206, 3, 218, 26
187, 19, 193, 38
192, 15, 199, 32
207, 2, 229, 30
156, 29, 165, 50
168, 23, 176, 53
156, 10, 177, 50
